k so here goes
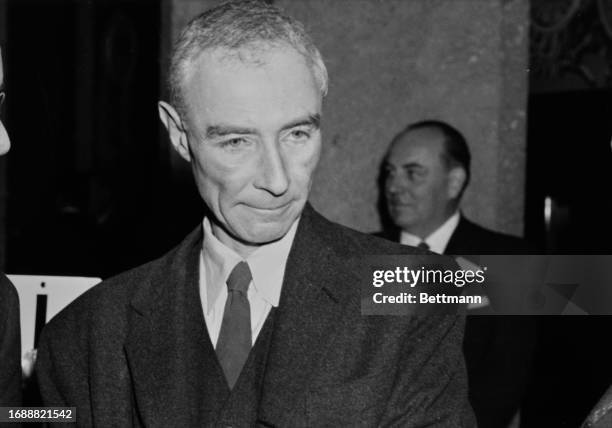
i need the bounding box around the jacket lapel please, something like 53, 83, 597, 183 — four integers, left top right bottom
258, 204, 353, 425
124, 226, 229, 426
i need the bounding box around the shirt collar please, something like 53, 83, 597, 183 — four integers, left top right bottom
201, 216, 299, 313
400, 211, 460, 254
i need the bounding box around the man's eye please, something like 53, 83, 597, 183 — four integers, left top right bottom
288, 129, 310, 140
220, 137, 249, 149
406, 168, 425, 180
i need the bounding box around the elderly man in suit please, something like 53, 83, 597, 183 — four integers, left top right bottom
36, 2, 474, 426
379, 120, 535, 428
0, 46, 23, 408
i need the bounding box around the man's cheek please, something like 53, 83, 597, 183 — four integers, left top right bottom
410, 185, 429, 200
299, 151, 321, 179
292, 167, 316, 193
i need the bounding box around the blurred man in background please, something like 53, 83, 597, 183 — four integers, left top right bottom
379, 119, 535, 427
380, 119, 526, 254
0, 45, 22, 408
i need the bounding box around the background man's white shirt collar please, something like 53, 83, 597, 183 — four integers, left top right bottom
400, 211, 460, 254
199, 216, 299, 346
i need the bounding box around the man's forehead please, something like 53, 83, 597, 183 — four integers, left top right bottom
388, 128, 445, 163
182, 44, 321, 127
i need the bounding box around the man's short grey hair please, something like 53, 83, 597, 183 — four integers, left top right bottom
169, 0, 329, 116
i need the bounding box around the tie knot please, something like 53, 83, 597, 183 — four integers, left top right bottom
417, 241, 429, 250
227, 261, 252, 293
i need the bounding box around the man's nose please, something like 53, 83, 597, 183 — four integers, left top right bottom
386, 174, 407, 195
255, 140, 290, 196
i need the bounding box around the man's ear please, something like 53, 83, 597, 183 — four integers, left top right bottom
447, 167, 467, 200
158, 101, 191, 162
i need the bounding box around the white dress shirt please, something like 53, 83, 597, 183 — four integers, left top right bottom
400, 211, 460, 254
199, 217, 299, 347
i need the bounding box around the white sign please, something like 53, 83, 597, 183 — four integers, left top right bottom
7, 275, 100, 360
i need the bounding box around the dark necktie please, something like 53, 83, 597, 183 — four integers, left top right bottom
417, 241, 430, 250
215, 261, 252, 389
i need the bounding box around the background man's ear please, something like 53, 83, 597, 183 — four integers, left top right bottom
447, 167, 467, 200
158, 101, 191, 162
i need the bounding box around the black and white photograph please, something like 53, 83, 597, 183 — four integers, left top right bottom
1, 0, 612, 426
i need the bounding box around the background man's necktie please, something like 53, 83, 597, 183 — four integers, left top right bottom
215, 261, 252, 389
417, 241, 430, 250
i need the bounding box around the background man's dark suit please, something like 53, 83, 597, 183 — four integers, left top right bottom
378, 214, 536, 428
444, 216, 527, 255
37, 205, 475, 427
445, 216, 536, 428
0, 274, 22, 408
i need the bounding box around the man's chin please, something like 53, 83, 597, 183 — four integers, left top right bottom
240, 222, 293, 245
221, 202, 303, 246
390, 210, 417, 224
392, 215, 419, 231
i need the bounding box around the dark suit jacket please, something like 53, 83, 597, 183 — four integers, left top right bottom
376, 215, 527, 255
0, 273, 22, 408
445, 216, 527, 256
37, 205, 475, 427
378, 215, 535, 428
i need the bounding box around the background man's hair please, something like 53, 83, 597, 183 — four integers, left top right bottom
401, 119, 471, 197
169, 0, 329, 116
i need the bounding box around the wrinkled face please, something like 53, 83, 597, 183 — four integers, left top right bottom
384, 128, 456, 238
180, 46, 322, 251
0, 47, 9, 155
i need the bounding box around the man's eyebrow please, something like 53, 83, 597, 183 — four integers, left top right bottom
402, 162, 425, 169
384, 160, 422, 169
281, 114, 321, 131
205, 124, 258, 139
204, 114, 321, 139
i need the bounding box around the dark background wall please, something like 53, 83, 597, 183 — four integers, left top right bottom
526, 0, 612, 253
2, 0, 189, 278
523, 5, 612, 423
